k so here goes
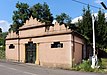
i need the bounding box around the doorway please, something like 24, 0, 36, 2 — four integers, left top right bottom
25, 42, 36, 63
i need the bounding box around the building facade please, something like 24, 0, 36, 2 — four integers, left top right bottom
6, 17, 86, 68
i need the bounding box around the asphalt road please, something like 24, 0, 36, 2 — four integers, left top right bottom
0, 61, 106, 75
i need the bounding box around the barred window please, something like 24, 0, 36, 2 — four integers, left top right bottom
51, 42, 63, 48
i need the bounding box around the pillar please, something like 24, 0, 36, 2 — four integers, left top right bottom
36, 43, 39, 64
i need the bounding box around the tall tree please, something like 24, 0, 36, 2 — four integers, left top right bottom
77, 6, 107, 50
77, 5, 92, 43
30, 2, 53, 24
95, 10, 107, 49
10, 2, 30, 32
9, 2, 53, 32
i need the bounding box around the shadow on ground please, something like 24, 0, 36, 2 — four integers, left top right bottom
98, 50, 107, 58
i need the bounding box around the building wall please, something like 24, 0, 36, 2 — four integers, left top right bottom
19, 27, 45, 37
5, 17, 86, 68
18, 34, 72, 68
19, 41, 26, 62
5, 33, 85, 68
6, 40, 19, 61
74, 42, 83, 64
38, 34, 72, 68
73, 36, 84, 65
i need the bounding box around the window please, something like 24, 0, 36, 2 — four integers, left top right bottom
51, 42, 63, 48
9, 44, 15, 49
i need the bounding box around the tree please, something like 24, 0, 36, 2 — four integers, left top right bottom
55, 13, 78, 30
95, 10, 107, 49
10, 2, 30, 32
0, 28, 2, 37
30, 2, 53, 24
77, 5, 107, 50
2, 32, 8, 46
77, 5, 92, 43
9, 2, 53, 32
56, 13, 71, 26
0, 32, 8, 59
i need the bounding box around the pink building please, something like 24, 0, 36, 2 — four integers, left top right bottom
6, 17, 86, 68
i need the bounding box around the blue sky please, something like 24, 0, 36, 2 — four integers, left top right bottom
0, 0, 106, 32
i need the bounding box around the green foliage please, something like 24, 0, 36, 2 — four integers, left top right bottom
56, 13, 71, 26
1, 32, 8, 46
0, 45, 5, 59
0, 31, 7, 59
30, 2, 53, 24
73, 60, 93, 72
0, 32, 8, 59
0, 38, 4, 46
73, 60, 106, 73
95, 10, 107, 49
77, 5, 107, 50
10, 2, 30, 32
101, 58, 107, 69
77, 5, 92, 43
9, 2, 53, 32
55, 13, 77, 30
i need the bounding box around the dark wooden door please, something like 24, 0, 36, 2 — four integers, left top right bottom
25, 42, 36, 63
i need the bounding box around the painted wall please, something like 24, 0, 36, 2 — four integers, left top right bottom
5, 17, 85, 68
38, 34, 72, 68
18, 34, 72, 68
73, 36, 84, 65
19, 27, 45, 37
6, 40, 19, 61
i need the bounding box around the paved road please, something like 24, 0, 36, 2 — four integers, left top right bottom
0, 61, 106, 75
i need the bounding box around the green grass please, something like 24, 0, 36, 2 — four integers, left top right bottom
102, 58, 107, 66
72, 59, 107, 73
101, 58, 107, 72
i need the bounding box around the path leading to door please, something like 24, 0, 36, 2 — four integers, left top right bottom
0, 61, 106, 75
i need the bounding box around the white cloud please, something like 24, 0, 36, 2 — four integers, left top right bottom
0, 20, 11, 32
72, 13, 107, 23
72, 16, 82, 23
94, 0, 103, 4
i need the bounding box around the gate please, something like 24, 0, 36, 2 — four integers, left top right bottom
25, 42, 36, 63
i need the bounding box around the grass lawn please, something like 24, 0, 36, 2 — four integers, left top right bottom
101, 58, 107, 72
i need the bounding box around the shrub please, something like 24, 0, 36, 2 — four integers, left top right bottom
73, 59, 105, 72
77, 60, 94, 72
0, 46, 5, 59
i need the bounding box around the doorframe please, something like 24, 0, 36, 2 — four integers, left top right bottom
25, 41, 36, 63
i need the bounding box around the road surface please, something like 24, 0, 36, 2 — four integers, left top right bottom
0, 61, 106, 75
